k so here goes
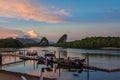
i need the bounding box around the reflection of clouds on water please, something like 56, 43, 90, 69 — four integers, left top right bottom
43, 69, 74, 80
26, 64, 73, 80
24, 47, 120, 69
28, 47, 38, 52
87, 54, 120, 69
1, 46, 120, 80
27, 60, 36, 64
59, 50, 67, 58
2, 56, 20, 64
67, 52, 85, 59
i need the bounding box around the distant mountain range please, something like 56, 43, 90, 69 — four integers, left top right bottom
16, 37, 55, 45
5, 34, 67, 46
16, 38, 40, 44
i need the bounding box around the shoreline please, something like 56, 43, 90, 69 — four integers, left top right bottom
100, 47, 120, 50
0, 70, 39, 80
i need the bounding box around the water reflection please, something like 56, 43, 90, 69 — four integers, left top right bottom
81, 54, 120, 68
0, 54, 20, 65
1, 57, 120, 80
22, 47, 120, 69
27, 47, 37, 52
0, 47, 120, 80
59, 50, 67, 59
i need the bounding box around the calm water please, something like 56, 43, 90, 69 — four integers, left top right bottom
0, 47, 120, 80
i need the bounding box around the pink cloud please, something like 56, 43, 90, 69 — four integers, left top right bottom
27, 30, 40, 38
0, 27, 25, 38
0, 0, 70, 23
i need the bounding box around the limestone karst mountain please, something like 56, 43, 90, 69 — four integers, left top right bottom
39, 37, 49, 46
57, 34, 67, 43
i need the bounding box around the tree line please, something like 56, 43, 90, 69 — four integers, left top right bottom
0, 39, 24, 48
55, 37, 120, 49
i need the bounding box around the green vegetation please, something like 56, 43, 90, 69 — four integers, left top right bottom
23, 43, 40, 47
55, 37, 120, 49
0, 39, 24, 48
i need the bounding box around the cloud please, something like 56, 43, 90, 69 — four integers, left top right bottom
28, 30, 40, 38
0, 27, 25, 38
0, 20, 9, 23
103, 15, 113, 19
55, 9, 71, 16
0, 0, 70, 23
103, 8, 119, 19
106, 8, 119, 13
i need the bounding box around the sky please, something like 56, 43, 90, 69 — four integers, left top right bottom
0, 0, 120, 42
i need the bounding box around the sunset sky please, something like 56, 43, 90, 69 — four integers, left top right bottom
0, 0, 120, 42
